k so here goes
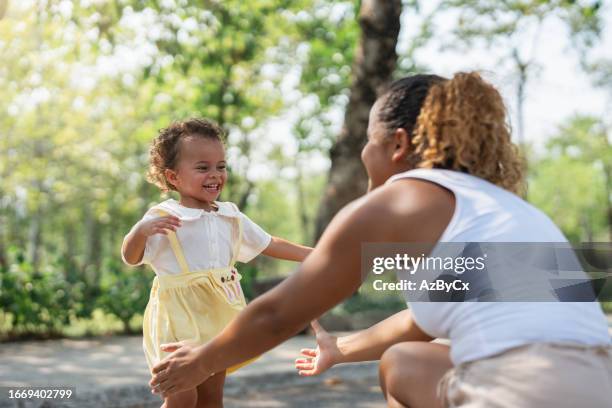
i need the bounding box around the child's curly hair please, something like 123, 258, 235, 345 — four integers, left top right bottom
147, 118, 225, 193
380, 72, 525, 195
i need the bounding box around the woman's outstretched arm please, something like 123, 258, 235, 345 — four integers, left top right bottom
295, 310, 433, 376
336, 310, 433, 361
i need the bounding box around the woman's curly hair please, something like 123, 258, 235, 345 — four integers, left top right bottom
380, 72, 525, 195
147, 118, 225, 193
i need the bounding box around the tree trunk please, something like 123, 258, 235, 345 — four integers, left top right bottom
28, 196, 43, 271
0, 187, 7, 269
84, 205, 102, 286
0, 213, 7, 269
603, 166, 612, 242
513, 48, 528, 147
313, 0, 402, 241
237, 179, 254, 211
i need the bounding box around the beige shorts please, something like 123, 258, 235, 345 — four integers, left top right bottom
438, 343, 612, 408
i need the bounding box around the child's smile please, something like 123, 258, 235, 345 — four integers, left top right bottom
203, 183, 221, 194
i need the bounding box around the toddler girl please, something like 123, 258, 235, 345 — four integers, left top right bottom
121, 118, 312, 408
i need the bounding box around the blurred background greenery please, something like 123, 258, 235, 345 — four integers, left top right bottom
1, 0, 611, 341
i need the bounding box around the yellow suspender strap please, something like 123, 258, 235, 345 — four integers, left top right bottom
167, 234, 190, 274
156, 210, 190, 274
229, 204, 243, 266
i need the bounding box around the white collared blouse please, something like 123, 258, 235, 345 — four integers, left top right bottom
123, 199, 271, 276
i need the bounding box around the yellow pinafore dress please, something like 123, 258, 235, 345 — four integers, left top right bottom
142, 210, 252, 373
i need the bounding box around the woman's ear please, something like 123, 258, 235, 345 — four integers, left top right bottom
390, 128, 411, 163
164, 168, 179, 189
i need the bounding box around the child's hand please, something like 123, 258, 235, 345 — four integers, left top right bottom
137, 215, 181, 237
294, 320, 339, 376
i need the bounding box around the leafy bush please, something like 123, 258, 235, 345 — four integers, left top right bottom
97, 259, 152, 334
0, 254, 73, 339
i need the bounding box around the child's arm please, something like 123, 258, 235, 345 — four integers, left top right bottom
262, 236, 313, 262
121, 215, 181, 265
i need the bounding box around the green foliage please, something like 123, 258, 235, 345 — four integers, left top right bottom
438, 0, 605, 145
0, 1, 334, 339
243, 177, 323, 277
528, 115, 611, 242
529, 155, 606, 241
293, 1, 358, 105
0, 250, 73, 339
442, 0, 602, 50
97, 260, 152, 334
247, 180, 301, 243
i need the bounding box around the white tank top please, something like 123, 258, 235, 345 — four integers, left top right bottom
387, 168, 611, 365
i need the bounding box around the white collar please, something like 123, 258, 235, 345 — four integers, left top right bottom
151, 199, 240, 220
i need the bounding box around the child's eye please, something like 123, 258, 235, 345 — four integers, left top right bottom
197, 167, 208, 171
218, 166, 226, 170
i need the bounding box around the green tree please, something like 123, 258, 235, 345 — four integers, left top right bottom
439, 0, 603, 146
529, 115, 611, 242
71, 0, 302, 209
0, 1, 349, 337
312, 0, 403, 240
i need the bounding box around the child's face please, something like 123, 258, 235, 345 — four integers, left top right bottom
166, 136, 227, 206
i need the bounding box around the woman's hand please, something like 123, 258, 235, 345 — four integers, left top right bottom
149, 341, 211, 397
137, 215, 181, 237
295, 320, 341, 376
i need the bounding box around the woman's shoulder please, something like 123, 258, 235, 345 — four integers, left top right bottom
347, 178, 455, 242
376, 176, 454, 214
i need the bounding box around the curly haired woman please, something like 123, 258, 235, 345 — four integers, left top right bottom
149, 72, 611, 408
